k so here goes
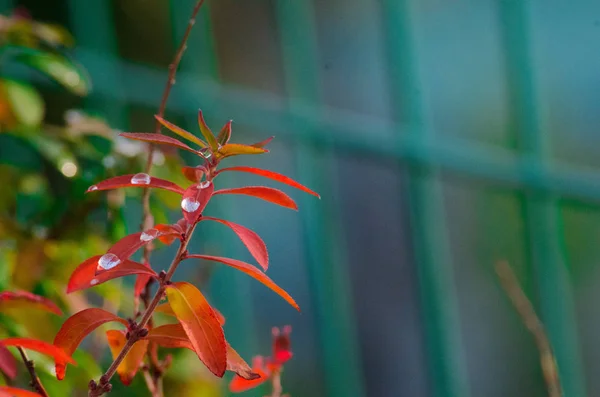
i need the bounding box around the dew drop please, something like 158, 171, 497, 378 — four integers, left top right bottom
90, 278, 99, 286
140, 228, 160, 242
199, 180, 211, 189
130, 173, 151, 185
98, 253, 121, 270
88, 185, 98, 191
181, 197, 201, 212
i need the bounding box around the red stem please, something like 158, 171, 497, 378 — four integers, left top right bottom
88, 1, 206, 395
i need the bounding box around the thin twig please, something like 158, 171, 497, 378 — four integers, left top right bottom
495, 260, 562, 397
88, 1, 206, 396
17, 347, 49, 397
140, 0, 206, 265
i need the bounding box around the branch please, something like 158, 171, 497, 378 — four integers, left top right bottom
88, 224, 197, 397
494, 260, 562, 397
17, 347, 49, 397
88, 1, 206, 395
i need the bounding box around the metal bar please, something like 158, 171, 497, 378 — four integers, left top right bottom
274, 2, 366, 397
8, 47, 600, 203
67, 0, 128, 129
498, 2, 587, 396
381, 1, 470, 396
0, 0, 12, 14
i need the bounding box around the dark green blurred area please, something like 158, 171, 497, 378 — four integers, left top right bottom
3, 0, 600, 397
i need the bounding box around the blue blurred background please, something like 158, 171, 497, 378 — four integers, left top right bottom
4, 0, 600, 396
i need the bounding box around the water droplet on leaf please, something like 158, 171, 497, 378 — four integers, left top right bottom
199, 181, 211, 189
88, 185, 98, 191
131, 173, 151, 185
140, 228, 160, 242
90, 279, 99, 286
181, 197, 201, 212
98, 253, 121, 270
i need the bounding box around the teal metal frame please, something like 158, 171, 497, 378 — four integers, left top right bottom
0, 0, 592, 396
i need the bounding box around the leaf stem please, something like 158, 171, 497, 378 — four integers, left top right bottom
495, 260, 562, 397
17, 346, 49, 397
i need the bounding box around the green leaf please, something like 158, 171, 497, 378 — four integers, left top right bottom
1, 79, 44, 127
14, 52, 90, 96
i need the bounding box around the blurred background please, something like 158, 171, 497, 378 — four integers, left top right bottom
1, 0, 600, 396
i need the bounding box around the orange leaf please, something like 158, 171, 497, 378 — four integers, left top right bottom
184, 255, 299, 311
217, 166, 320, 198
181, 165, 205, 183
197, 110, 219, 150
86, 174, 185, 195
0, 338, 75, 365
155, 115, 207, 148
181, 181, 214, 224
155, 302, 226, 326
154, 223, 184, 245
0, 345, 16, 379
213, 186, 297, 210
217, 143, 268, 158
0, 290, 62, 315
106, 330, 148, 385
165, 282, 226, 377
146, 324, 193, 350
0, 386, 43, 397
226, 344, 261, 381
147, 324, 258, 380
203, 216, 268, 271
54, 308, 127, 380
229, 356, 269, 393
120, 132, 200, 155
67, 256, 158, 293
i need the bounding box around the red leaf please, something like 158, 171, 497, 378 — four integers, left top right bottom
119, 132, 199, 155
0, 290, 62, 315
86, 174, 185, 195
202, 216, 268, 271
213, 186, 298, 210
155, 115, 207, 148
134, 261, 153, 298
155, 302, 226, 326
181, 166, 205, 183
146, 324, 258, 380
0, 345, 16, 379
185, 255, 299, 311
54, 308, 127, 380
106, 330, 148, 385
181, 181, 214, 224
217, 166, 320, 198
217, 120, 232, 146
67, 256, 158, 293
0, 338, 75, 365
165, 282, 226, 377
250, 136, 274, 148
197, 110, 219, 150
0, 386, 43, 397
94, 230, 163, 274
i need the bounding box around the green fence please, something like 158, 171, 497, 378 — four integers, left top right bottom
2, 0, 597, 396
